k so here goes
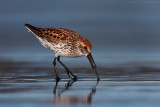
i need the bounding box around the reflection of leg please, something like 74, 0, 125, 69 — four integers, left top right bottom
59, 79, 76, 94
57, 56, 77, 79
53, 57, 60, 81
66, 79, 76, 87
53, 81, 59, 95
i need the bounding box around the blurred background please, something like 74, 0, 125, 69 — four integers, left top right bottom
1, 1, 160, 106
0, 0, 160, 66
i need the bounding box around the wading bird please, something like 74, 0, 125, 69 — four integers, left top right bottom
25, 24, 100, 81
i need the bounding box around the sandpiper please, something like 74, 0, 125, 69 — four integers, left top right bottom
24, 24, 100, 81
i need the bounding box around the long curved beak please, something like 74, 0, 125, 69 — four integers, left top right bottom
87, 53, 96, 70
87, 53, 100, 80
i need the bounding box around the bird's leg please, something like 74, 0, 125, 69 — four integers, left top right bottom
57, 56, 77, 79
64, 71, 72, 78
53, 57, 60, 81
57, 57, 71, 78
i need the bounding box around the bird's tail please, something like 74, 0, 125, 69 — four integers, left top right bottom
24, 24, 43, 37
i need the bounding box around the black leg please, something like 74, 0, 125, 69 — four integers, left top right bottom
53, 57, 60, 81
57, 57, 71, 78
57, 56, 77, 79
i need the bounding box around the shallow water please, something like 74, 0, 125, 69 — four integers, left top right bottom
1, 60, 160, 107
1, 0, 160, 106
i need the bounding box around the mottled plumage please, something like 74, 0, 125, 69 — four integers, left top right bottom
25, 24, 100, 81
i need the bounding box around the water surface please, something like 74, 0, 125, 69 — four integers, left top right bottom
1, 0, 160, 106
1, 59, 160, 107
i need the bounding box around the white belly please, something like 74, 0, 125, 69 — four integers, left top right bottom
36, 36, 82, 57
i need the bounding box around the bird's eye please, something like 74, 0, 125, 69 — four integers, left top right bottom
84, 46, 87, 49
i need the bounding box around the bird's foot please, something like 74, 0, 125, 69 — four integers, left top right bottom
72, 76, 78, 81
55, 77, 61, 82
97, 77, 100, 81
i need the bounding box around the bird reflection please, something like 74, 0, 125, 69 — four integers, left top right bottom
53, 79, 99, 104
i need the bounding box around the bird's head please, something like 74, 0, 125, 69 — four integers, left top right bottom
78, 37, 92, 56
78, 37, 97, 71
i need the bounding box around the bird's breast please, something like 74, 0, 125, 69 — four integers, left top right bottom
36, 36, 82, 57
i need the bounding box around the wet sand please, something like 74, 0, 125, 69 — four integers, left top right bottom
1, 60, 160, 107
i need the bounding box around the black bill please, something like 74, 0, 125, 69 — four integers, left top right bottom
87, 53, 100, 80
87, 53, 96, 70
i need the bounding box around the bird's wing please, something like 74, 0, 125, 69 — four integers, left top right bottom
25, 24, 80, 43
